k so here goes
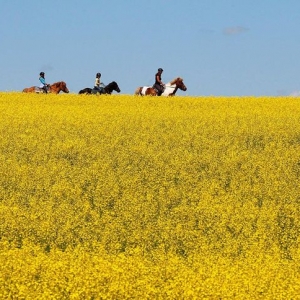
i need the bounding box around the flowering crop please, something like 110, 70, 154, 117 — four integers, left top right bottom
0, 92, 300, 298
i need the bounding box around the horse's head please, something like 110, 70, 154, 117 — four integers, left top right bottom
50, 81, 69, 94
59, 81, 69, 93
111, 81, 121, 93
175, 78, 187, 91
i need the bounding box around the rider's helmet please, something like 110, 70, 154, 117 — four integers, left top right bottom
96, 73, 101, 77
40, 72, 45, 76
158, 68, 163, 72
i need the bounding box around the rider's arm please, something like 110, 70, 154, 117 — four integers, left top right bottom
95, 78, 101, 87
39, 77, 47, 86
156, 75, 164, 85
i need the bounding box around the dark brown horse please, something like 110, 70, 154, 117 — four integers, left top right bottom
135, 77, 187, 96
23, 81, 69, 94
78, 81, 121, 95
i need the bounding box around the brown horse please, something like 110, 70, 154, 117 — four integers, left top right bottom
23, 81, 69, 94
135, 77, 187, 96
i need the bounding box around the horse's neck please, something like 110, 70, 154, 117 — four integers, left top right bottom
104, 84, 113, 93
50, 86, 57, 93
172, 86, 179, 95
162, 84, 176, 95
50, 83, 60, 93
103, 86, 109, 93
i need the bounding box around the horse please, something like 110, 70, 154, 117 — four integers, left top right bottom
135, 77, 187, 96
23, 81, 69, 94
79, 81, 121, 95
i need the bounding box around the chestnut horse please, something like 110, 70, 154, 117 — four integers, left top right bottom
135, 77, 187, 96
23, 81, 69, 94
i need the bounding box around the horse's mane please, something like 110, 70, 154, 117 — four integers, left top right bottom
51, 81, 66, 87
169, 77, 183, 85
106, 81, 117, 88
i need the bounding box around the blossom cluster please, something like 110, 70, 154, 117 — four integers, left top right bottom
0, 92, 299, 298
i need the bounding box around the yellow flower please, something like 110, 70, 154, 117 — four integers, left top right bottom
0, 93, 300, 298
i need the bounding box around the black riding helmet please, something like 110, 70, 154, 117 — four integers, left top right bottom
158, 68, 163, 72
40, 72, 45, 76
96, 73, 101, 77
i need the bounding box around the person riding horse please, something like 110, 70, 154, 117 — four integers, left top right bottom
153, 68, 165, 96
39, 72, 50, 93
94, 72, 105, 93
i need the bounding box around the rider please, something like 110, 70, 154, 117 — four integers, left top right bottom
153, 68, 165, 96
94, 72, 104, 93
39, 72, 49, 93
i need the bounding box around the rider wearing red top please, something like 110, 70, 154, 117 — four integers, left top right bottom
153, 68, 165, 96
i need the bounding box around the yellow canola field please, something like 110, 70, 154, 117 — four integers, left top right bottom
0, 92, 300, 299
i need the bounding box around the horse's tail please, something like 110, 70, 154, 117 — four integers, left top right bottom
134, 87, 142, 95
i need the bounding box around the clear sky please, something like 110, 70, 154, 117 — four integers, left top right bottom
1, 0, 300, 96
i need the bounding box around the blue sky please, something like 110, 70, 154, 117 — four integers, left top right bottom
1, 0, 300, 96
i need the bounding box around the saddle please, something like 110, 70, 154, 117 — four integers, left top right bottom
34, 86, 50, 93
153, 84, 165, 96
92, 83, 106, 94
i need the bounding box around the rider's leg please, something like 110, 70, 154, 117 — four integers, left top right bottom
157, 85, 163, 96
93, 86, 101, 94
153, 84, 162, 96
